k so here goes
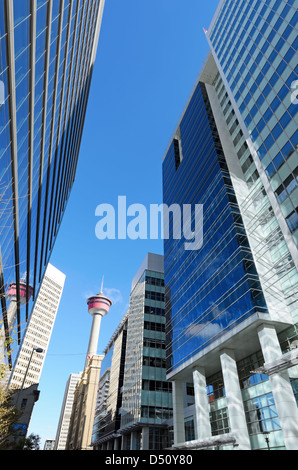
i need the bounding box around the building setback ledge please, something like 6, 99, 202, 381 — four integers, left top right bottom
171, 433, 237, 450
166, 313, 293, 381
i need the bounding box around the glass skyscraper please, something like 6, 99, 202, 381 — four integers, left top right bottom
0, 0, 105, 367
163, 0, 298, 451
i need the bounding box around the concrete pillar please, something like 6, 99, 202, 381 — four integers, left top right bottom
114, 437, 119, 450
172, 379, 185, 445
192, 366, 212, 440
220, 349, 251, 450
142, 427, 150, 450
131, 431, 137, 450
258, 323, 298, 450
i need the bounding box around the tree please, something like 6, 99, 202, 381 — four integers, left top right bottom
12, 433, 41, 450
0, 363, 22, 449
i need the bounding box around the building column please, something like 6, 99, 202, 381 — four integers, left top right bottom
257, 323, 298, 450
114, 437, 120, 450
142, 427, 150, 450
192, 366, 212, 440
172, 379, 185, 445
130, 431, 138, 450
220, 349, 251, 450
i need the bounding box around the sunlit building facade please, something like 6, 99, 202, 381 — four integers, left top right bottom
54, 371, 82, 450
0, 0, 105, 368
163, 0, 298, 451
92, 253, 173, 450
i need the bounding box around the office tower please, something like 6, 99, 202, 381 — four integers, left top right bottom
207, 0, 298, 255
6, 263, 65, 443
162, 1, 298, 450
120, 253, 172, 450
92, 311, 128, 450
92, 253, 173, 450
0, 0, 106, 368
54, 371, 82, 450
9, 263, 65, 390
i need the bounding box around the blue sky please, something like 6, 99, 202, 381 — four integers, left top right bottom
28, 0, 220, 447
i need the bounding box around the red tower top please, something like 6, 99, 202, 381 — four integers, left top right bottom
87, 292, 112, 317
6, 280, 33, 305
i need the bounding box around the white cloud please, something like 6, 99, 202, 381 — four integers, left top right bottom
185, 321, 222, 339
103, 287, 123, 305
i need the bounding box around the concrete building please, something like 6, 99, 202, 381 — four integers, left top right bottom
8, 263, 65, 442
54, 371, 82, 450
44, 439, 55, 450
66, 355, 104, 450
92, 253, 173, 451
162, 0, 298, 451
92, 312, 128, 450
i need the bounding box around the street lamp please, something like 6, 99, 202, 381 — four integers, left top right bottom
19, 347, 44, 398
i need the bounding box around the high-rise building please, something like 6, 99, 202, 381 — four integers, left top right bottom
0, 0, 105, 367
66, 355, 104, 450
9, 263, 65, 390
162, 1, 298, 451
92, 311, 128, 450
6, 263, 65, 442
54, 371, 82, 450
92, 253, 173, 451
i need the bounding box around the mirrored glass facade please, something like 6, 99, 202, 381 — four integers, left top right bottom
163, 0, 298, 451
0, 0, 104, 367
163, 82, 268, 374
208, 0, 298, 246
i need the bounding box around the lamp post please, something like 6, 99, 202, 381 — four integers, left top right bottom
17, 347, 43, 404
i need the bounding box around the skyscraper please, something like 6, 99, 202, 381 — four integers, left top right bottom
92, 253, 173, 451
92, 311, 128, 450
7, 263, 65, 444
162, 1, 298, 451
9, 263, 65, 390
54, 371, 82, 450
0, 0, 105, 366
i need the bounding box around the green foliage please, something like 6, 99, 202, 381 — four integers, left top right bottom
0, 368, 22, 449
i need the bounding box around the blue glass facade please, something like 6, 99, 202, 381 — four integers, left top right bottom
0, 0, 103, 365
163, 82, 268, 374
208, 0, 298, 245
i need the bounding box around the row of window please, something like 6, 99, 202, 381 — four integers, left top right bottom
143, 356, 166, 368
145, 291, 164, 302
142, 379, 172, 392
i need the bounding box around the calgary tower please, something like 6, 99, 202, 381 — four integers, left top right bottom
85, 280, 112, 369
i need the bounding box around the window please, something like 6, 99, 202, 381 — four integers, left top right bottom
173, 137, 182, 170
210, 408, 230, 436
286, 211, 298, 232
244, 393, 281, 435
